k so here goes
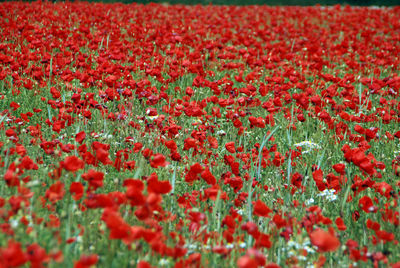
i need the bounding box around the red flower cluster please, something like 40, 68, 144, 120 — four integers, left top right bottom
0, 2, 399, 267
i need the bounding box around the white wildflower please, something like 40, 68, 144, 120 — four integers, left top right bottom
147, 115, 159, 121
10, 219, 19, 228
287, 240, 298, 248
298, 255, 307, 261
317, 189, 337, 202
304, 245, 316, 254
159, 259, 169, 265
294, 141, 321, 154
26, 180, 40, 187
226, 243, 234, 249
185, 244, 197, 250
216, 130, 226, 136
305, 198, 314, 206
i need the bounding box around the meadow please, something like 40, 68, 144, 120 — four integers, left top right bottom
0, 2, 400, 267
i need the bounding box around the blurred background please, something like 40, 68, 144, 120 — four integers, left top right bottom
85, 0, 400, 5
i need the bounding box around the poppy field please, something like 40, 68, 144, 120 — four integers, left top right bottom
1, 2, 400, 267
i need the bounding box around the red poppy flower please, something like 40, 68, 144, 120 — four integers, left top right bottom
101, 208, 131, 240
75, 131, 86, 144
81, 169, 104, 191
70, 182, 84, 201
137, 261, 153, 268
207, 136, 219, 149
332, 163, 345, 175
9, 101, 20, 111
4, 163, 20, 187
237, 255, 259, 268
0, 240, 28, 267
5, 128, 17, 138
255, 233, 272, 248
291, 172, 303, 189
26, 243, 48, 267
312, 169, 326, 191
150, 153, 170, 168
164, 140, 178, 151
310, 228, 340, 252
272, 214, 287, 229
238, 249, 266, 268
358, 196, 376, 213
225, 141, 236, 153
183, 137, 197, 151
45, 181, 65, 203
74, 254, 98, 268
366, 219, 380, 232
335, 217, 347, 231
200, 168, 216, 185
376, 230, 394, 242
241, 221, 260, 237
185, 162, 204, 183
62, 156, 85, 172
147, 173, 172, 194
94, 148, 113, 166
265, 264, 281, 268
253, 200, 272, 217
